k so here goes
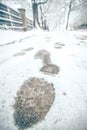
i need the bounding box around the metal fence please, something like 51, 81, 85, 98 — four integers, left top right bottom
0, 2, 33, 31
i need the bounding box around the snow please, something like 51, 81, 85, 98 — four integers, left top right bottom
0, 29, 87, 130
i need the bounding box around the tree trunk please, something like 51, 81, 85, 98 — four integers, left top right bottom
32, 2, 39, 28
65, 0, 72, 30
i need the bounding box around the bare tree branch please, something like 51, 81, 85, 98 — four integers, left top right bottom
38, 0, 48, 5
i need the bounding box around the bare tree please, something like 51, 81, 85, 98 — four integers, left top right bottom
31, 0, 48, 28
39, 0, 50, 29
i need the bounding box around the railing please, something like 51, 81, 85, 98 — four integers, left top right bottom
27, 18, 34, 29
0, 2, 33, 31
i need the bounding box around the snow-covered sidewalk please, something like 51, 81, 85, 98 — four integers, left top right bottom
0, 30, 87, 130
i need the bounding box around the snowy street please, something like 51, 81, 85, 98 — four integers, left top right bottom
0, 30, 87, 130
